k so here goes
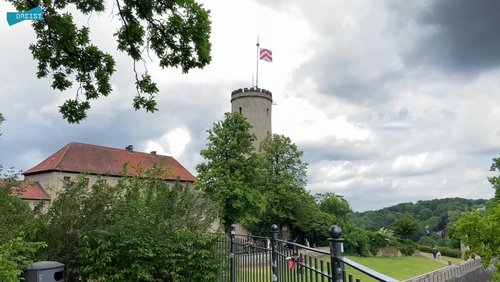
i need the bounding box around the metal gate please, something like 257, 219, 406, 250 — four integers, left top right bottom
215, 225, 398, 282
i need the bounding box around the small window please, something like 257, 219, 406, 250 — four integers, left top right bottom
239, 107, 242, 114
63, 176, 71, 187
83, 178, 90, 188
266, 108, 269, 117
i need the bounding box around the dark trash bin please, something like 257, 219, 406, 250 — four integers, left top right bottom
22, 261, 64, 282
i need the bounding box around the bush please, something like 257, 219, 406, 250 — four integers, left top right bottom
368, 232, 389, 255
438, 246, 462, 258
396, 239, 416, 256
417, 244, 433, 253
344, 227, 372, 256
38, 170, 219, 281
0, 237, 46, 281
418, 236, 437, 247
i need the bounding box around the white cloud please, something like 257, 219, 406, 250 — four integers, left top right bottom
391, 150, 458, 176
144, 127, 192, 159
274, 97, 371, 143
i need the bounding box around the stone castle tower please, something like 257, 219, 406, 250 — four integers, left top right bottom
231, 87, 273, 147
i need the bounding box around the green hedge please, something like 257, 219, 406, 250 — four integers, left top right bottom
417, 244, 433, 253
397, 239, 416, 256
438, 247, 462, 258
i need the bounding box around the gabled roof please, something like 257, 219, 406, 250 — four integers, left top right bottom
14, 181, 51, 201
23, 142, 196, 182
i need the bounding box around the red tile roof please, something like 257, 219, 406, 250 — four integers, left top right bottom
13, 181, 51, 200
23, 142, 196, 182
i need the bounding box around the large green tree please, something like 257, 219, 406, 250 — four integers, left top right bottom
316, 192, 351, 228
255, 134, 308, 226
393, 213, 421, 239
9, 0, 212, 123
196, 112, 265, 230
247, 134, 336, 243
452, 155, 500, 279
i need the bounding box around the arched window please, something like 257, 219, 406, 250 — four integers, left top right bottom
239, 107, 242, 114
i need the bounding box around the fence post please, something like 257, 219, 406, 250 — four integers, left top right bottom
271, 224, 279, 282
230, 224, 236, 282
329, 225, 345, 282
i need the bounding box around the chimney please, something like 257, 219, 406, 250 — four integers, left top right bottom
125, 145, 134, 152
150, 151, 157, 155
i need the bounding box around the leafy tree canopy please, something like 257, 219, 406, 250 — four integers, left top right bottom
196, 112, 265, 230
0, 168, 40, 244
255, 134, 308, 225
393, 213, 421, 239
452, 155, 500, 279
10, 0, 212, 123
0, 237, 46, 282
488, 155, 500, 200
0, 168, 46, 281
316, 192, 351, 228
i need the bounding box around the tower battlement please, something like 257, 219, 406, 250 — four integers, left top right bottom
231, 87, 272, 103
230, 87, 272, 148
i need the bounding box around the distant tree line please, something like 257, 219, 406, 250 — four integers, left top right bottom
351, 197, 488, 237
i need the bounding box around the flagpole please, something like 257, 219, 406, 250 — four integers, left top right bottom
256, 35, 260, 88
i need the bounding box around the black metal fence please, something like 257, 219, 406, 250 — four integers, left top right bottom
214, 225, 399, 282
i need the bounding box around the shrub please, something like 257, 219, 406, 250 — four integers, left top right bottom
39, 170, 219, 281
396, 239, 416, 256
344, 227, 372, 256
369, 232, 389, 255
417, 244, 433, 253
418, 236, 437, 247
438, 246, 462, 258
0, 237, 46, 281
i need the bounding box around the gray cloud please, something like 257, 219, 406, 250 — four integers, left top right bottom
299, 138, 379, 163
409, 0, 500, 74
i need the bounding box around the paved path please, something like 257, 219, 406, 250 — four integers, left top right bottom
416, 251, 450, 265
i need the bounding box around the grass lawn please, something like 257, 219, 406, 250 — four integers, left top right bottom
418, 252, 464, 265
235, 254, 451, 281
343, 255, 447, 281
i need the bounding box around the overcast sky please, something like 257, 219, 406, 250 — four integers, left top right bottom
1, 0, 499, 211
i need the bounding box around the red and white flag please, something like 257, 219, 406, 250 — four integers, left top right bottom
260, 48, 272, 62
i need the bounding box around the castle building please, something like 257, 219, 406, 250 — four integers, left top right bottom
16, 142, 196, 208
231, 87, 273, 147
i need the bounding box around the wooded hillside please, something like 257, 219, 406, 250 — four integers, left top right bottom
351, 198, 488, 233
